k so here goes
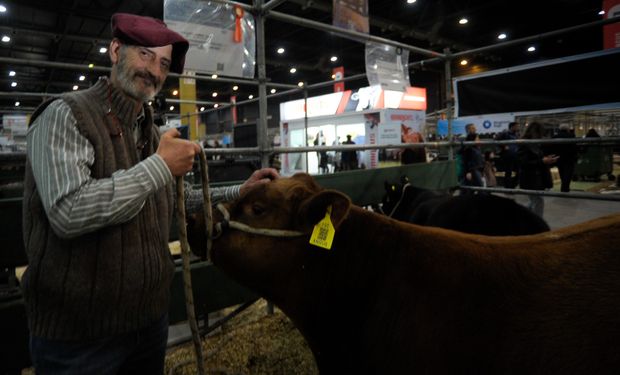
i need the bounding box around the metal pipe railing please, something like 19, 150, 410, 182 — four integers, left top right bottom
459, 186, 620, 202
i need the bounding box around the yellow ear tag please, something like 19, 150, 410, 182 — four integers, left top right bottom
309, 205, 335, 250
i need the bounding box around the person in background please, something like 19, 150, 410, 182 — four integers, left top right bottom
319, 142, 329, 174
495, 122, 520, 188
462, 132, 485, 192
22, 13, 277, 374
551, 124, 578, 192
483, 150, 497, 187
341, 134, 358, 170
518, 122, 558, 218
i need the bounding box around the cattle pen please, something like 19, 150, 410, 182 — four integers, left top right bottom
2, 1, 620, 374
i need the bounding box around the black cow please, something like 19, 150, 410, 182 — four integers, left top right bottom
382, 176, 550, 235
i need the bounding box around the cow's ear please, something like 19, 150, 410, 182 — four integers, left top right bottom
298, 190, 351, 230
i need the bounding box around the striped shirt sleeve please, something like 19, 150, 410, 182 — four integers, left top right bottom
27, 99, 173, 238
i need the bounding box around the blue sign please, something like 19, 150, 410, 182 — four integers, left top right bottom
482, 120, 492, 129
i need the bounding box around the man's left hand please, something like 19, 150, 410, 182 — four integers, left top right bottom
240, 168, 280, 195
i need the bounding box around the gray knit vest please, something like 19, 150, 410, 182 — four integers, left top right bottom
22, 77, 175, 340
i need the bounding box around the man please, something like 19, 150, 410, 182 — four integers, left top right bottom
341, 134, 358, 170
551, 124, 578, 192
496, 122, 519, 188
22, 13, 277, 374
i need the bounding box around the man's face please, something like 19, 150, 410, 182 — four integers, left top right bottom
113, 43, 172, 102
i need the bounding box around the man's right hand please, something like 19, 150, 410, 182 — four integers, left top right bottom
156, 129, 201, 176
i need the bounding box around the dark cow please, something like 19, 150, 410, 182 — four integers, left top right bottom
189, 173, 620, 374
382, 176, 550, 235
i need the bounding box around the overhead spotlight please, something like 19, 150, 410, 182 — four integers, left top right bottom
232, 85, 239, 91
8, 70, 15, 76
169, 105, 175, 111
212, 92, 218, 97
407, 0, 417, 3
88, 63, 94, 69
214, 103, 219, 108
1, 35, 10, 43
200, 106, 205, 111
15, 101, 20, 107
330, 56, 338, 62
99, 47, 107, 53
172, 89, 178, 96
459, 18, 468, 25
277, 47, 285, 54
497, 33, 507, 40
527, 46, 536, 52
331, 74, 336, 79
78, 75, 85, 81
0, 5, 6, 12
211, 74, 218, 79
598, 10, 605, 15
72, 85, 79, 90
460, 60, 468, 66
248, 94, 254, 99
10, 81, 16, 87
297, 82, 304, 87
289, 67, 297, 74
270, 88, 276, 94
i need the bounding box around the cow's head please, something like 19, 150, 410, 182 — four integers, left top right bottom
188, 173, 351, 296
381, 175, 410, 216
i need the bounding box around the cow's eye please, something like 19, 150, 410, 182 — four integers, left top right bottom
251, 204, 266, 216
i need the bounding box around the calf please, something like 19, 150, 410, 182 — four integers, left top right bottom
382, 176, 550, 235
189, 173, 620, 374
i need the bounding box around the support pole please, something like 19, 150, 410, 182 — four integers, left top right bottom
255, 0, 270, 168
443, 48, 454, 160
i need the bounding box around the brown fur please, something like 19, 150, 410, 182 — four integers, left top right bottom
189, 173, 620, 374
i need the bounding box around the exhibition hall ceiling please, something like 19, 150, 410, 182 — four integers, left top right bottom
0, 0, 610, 112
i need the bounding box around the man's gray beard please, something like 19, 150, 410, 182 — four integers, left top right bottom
114, 50, 157, 102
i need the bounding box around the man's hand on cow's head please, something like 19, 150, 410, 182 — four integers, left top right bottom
240, 168, 280, 196
156, 129, 201, 176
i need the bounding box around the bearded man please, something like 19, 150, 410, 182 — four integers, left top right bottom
22, 13, 277, 374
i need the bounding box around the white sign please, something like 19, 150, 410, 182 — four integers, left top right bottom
279, 92, 344, 121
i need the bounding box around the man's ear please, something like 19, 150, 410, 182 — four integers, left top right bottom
108, 39, 122, 65
298, 190, 351, 230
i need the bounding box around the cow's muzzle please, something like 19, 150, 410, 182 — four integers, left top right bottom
212, 203, 306, 238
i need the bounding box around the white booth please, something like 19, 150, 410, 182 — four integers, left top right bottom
279, 86, 427, 175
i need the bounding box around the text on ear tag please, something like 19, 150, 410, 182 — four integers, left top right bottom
309, 205, 335, 250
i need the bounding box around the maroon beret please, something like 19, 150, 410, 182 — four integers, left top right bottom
111, 13, 189, 74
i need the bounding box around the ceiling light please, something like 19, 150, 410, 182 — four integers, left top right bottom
0, 5, 6, 12
99, 47, 107, 53
10, 81, 16, 87
15, 101, 20, 107
297, 82, 304, 87
248, 94, 254, 99
73, 85, 79, 90
277, 47, 285, 54
214, 103, 219, 108
270, 88, 276, 94
331, 74, 336, 79
88, 63, 94, 69
598, 10, 605, 15
232, 85, 239, 91
169, 105, 175, 111
200, 106, 205, 111
459, 18, 468, 25
172, 89, 178, 96
407, 0, 417, 3
211, 74, 218, 79
289, 67, 297, 74
1, 35, 10, 43
78, 75, 85, 81
497, 33, 507, 40
8, 70, 15, 77
460, 59, 468, 66
527, 46, 536, 52
212, 92, 218, 97
148, 101, 152, 106
330, 56, 338, 62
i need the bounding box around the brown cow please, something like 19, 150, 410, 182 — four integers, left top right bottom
189, 173, 620, 374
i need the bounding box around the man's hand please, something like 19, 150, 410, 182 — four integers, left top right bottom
156, 129, 201, 176
543, 154, 559, 165
240, 168, 280, 196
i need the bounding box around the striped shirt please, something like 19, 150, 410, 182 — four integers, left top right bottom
27, 99, 239, 238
